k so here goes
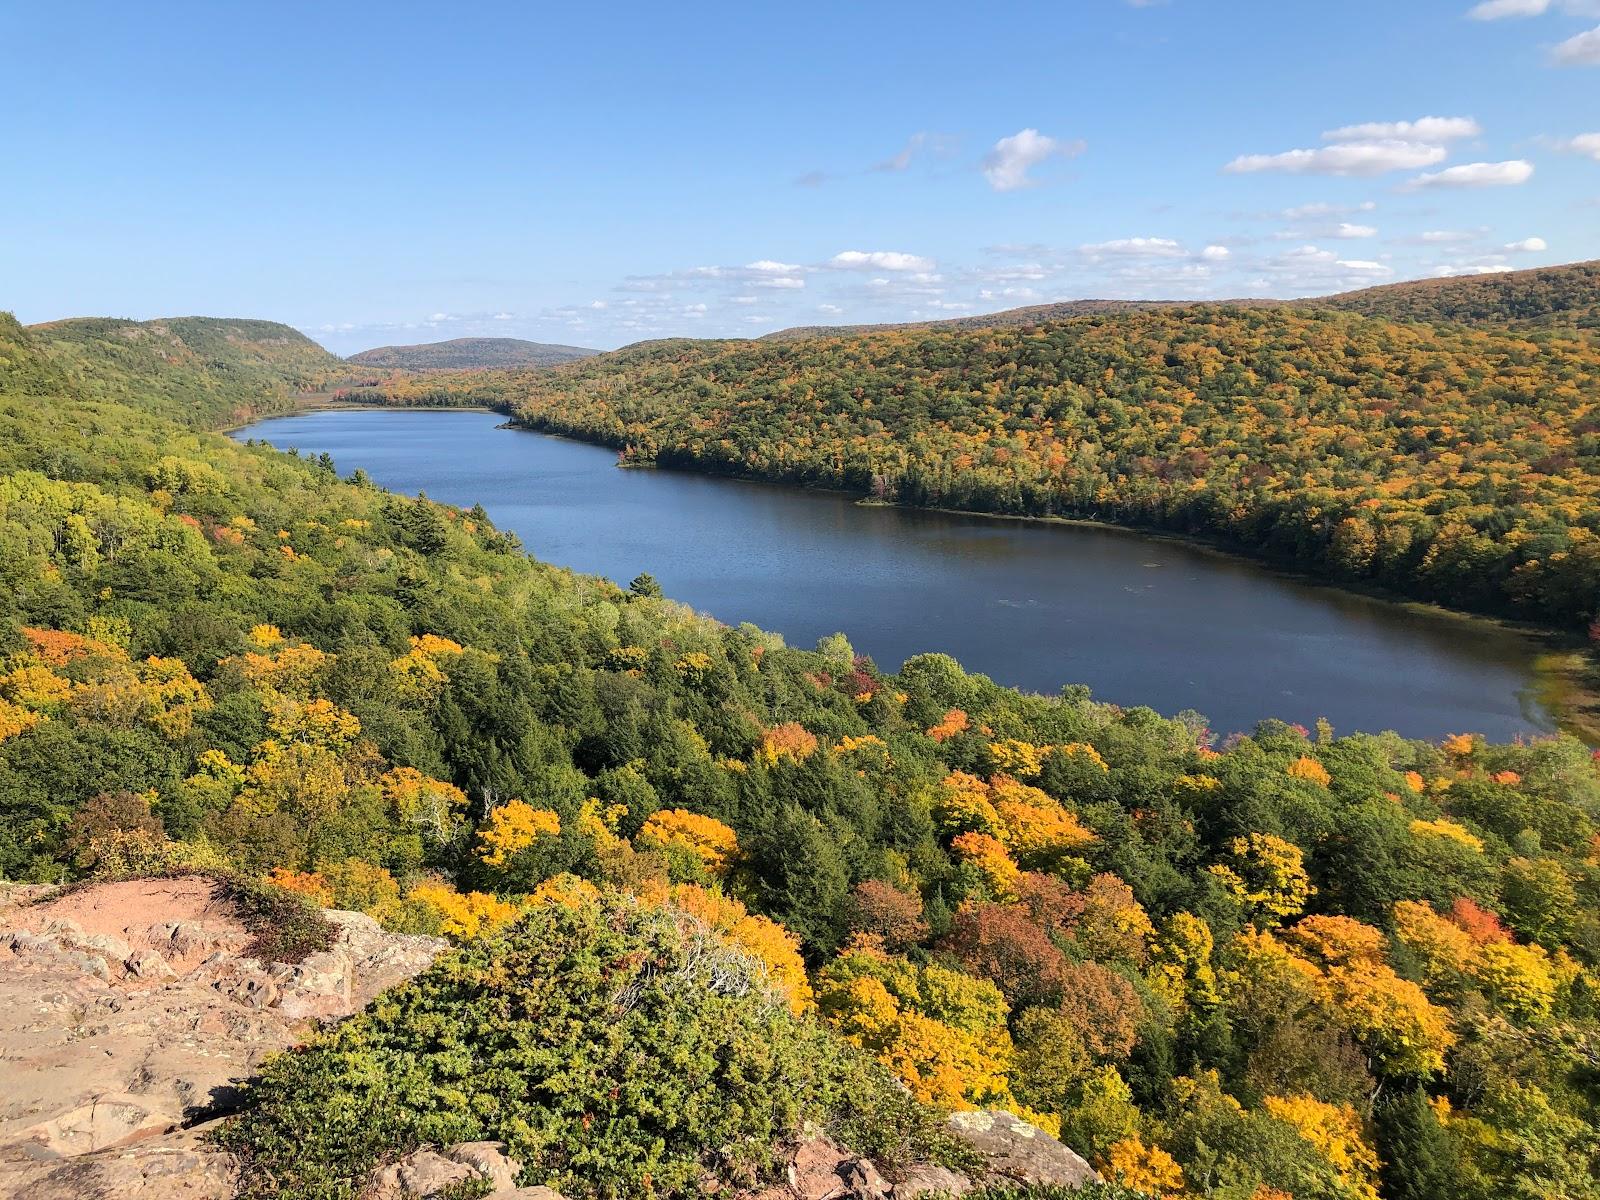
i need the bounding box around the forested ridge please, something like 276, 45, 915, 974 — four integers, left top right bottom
1319, 261, 1600, 331
4, 305, 1600, 1199
26, 315, 350, 427
752, 260, 1600, 342
354, 266, 1600, 636
348, 335, 597, 370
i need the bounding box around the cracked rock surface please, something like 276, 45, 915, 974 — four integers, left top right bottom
0, 877, 444, 1197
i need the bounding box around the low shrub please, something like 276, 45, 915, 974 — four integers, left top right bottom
217, 890, 945, 1199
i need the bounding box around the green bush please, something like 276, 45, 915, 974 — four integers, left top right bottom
218, 891, 943, 1199
215, 871, 339, 964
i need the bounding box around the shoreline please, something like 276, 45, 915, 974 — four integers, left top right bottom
219, 396, 504, 435
235, 402, 1600, 744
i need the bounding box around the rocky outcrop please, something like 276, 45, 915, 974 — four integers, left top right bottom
365, 1141, 523, 1198
945, 1110, 1100, 1189
4, 1123, 238, 1200
736, 1108, 1096, 1200
0, 878, 1102, 1200
275, 1120, 1082, 1200
0, 877, 444, 1196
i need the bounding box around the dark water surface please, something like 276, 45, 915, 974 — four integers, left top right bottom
236, 409, 1554, 742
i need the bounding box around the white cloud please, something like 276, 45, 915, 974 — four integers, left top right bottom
1550, 131, 1600, 158
492, 312, 513, 320
1433, 262, 1511, 277
1469, 0, 1600, 16
1468, 0, 1550, 18
1322, 116, 1481, 142
982, 128, 1085, 191
1247, 244, 1402, 292
829, 250, 936, 272
1554, 24, 1600, 64
1419, 230, 1479, 242
758, 276, 806, 290
1403, 159, 1534, 188
1079, 236, 1186, 257
1282, 200, 1378, 218
979, 286, 1042, 301
1331, 223, 1379, 238
817, 304, 844, 315
745, 259, 802, 274
1506, 236, 1548, 251
1201, 245, 1231, 260
1226, 140, 1447, 176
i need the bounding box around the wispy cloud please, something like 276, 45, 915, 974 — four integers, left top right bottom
1079, 236, 1186, 258
873, 131, 958, 173
1467, 0, 1600, 17
1403, 159, 1534, 189
1226, 140, 1446, 176
829, 250, 937, 272
1280, 200, 1378, 220
1548, 131, 1600, 158
1322, 116, 1480, 141
797, 132, 958, 187
1468, 0, 1554, 18
1553, 24, 1600, 63
982, 129, 1085, 191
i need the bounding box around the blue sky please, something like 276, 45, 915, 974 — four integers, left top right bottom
6, 0, 1598, 352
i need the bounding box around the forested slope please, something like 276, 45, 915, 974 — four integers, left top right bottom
26, 315, 348, 427
3, 309, 1600, 1198
1319, 260, 1600, 330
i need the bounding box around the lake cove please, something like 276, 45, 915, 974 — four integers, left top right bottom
236, 408, 1557, 742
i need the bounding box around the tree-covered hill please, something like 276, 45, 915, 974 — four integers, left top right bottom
762, 299, 1223, 342
760, 260, 1600, 341
4, 306, 1600, 1197
1318, 260, 1600, 330
348, 335, 596, 370
25, 315, 347, 427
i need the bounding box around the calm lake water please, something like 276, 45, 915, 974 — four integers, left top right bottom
236, 408, 1555, 742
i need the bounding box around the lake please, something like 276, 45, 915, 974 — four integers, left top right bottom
236, 408, 1556, 742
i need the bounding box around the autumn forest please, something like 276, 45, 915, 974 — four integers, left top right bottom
3, 260, 1600, 1200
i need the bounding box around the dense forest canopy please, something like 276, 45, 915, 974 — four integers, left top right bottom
4, 296, 1600, 1199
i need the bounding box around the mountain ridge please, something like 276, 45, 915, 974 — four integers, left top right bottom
758, 259, 1600, 342
347, 336, 597, 370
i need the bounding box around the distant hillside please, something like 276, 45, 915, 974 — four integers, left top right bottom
348, 337, 596, 370
761, 298, 1233, 341
26, 315, 345, 427
765, 260, 1600, 341
1315, 259, 1600, 329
